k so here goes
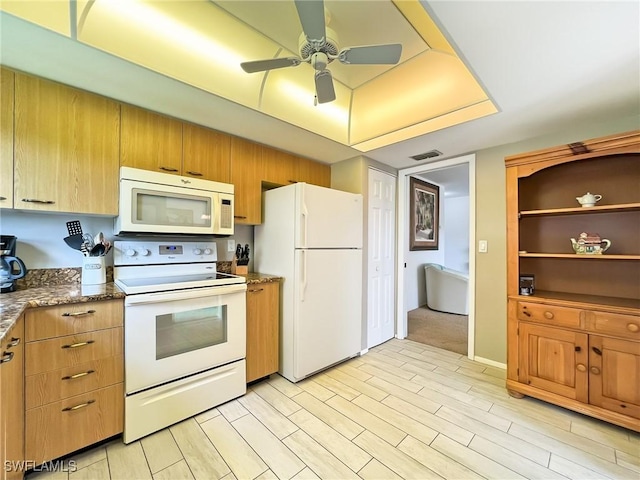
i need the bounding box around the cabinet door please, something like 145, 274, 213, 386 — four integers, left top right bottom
0, 67, 14, 208
263, 148, 296, 186
120, 104, 182, 175
1, 316, 25, 480
297, 157, 331, 187
518, 322, 589, 402
230, 137, 264, 224
589, 336, 640, 419
14, 74, 120, 214
182, 123, 231, 182
246, 282, 279, 382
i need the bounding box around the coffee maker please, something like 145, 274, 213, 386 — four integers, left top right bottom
1, 235, 27, 293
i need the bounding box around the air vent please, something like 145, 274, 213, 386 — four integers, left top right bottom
411, 150, 442, 161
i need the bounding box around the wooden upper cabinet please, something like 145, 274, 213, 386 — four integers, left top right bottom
263, 148, 296, 186
230, 136, 264, 225
0, 67, 14, 208
120, 104, 182, 175
14, 74, 120, 215
182, 123, 231, 183
297, 156, 330, 187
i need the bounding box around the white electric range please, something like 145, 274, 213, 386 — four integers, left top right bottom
114, 240, 247, 443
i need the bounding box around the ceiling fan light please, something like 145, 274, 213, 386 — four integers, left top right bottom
311, 52, 328, 71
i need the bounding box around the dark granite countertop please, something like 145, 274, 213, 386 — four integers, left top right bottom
0, 283, 125, 342
244, 273, 282, 284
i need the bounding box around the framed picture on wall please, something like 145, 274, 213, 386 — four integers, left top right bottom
410, 177, 439, 251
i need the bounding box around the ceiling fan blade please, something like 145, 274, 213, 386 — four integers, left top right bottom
241, 57, 301, 73
315, 69, 336, 104
294, 0, 326, 43
338, 44, 403, 65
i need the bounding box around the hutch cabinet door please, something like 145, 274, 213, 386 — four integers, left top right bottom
182, 123, 231, 183
518, 322, 589, 402
589, 335, 640, 419
230, 137, 264, 225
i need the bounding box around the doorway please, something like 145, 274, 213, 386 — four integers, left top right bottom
395, 154, 476, 359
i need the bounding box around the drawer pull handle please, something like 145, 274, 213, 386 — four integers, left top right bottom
7, 337, 20, 348
627, 323, 639, 333
62, 370, 95, 380
234, 215, 247, 219
62, 400, 95, 412
62, 309, 96, 317
544, 311, 554, 319
522, 310, 531, 317
590, 366, 601, 375
159, 166, 179, 172
576, 363, 586, 372
61, 340, 95, 349
249, 288, 264, 293
1, 351, 14, 364
22, 198, 55, 204
186, 171, 203, 176
592, 347, 602, 356
0, 196, 6, 201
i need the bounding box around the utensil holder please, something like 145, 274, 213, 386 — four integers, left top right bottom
82, 256, 106, 285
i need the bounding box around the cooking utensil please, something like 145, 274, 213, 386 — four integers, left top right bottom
90, 243, 105, 256
94, 232, 104, 246
66, 220, 83, 236
64, 234, 84, 251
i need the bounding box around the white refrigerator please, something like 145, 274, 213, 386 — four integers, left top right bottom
255, 183, 363, 382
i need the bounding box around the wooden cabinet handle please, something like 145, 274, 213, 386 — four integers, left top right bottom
249, 288, 264, 293
62, 370, 95, 381
1, 351, 14, 364
159, 166, 179, 172
62, 309, 96, 317
234, 215, 247, 219
590, 366, 601, 375
7, 337, 20, 348
22, 198, 55, 204
186, 171, 203, 176
522, 310, 531, 317
627, 323, 639, 333
62, 399, 95, 412
576, 364, 586, 372
544, 311, 554, 319
61, 340, 95, 349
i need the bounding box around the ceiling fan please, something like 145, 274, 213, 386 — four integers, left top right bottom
240, 0, 403, 104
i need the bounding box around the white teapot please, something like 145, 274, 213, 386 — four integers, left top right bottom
576, 192, 602, 207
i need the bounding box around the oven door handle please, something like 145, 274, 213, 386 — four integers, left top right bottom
124, 283, 247, 305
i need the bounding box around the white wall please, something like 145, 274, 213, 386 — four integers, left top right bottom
0, 210, 253, 270
443, 196, 470, 273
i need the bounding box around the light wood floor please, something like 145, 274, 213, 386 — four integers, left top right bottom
27, 338, 639, 480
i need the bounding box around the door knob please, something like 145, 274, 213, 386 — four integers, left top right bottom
590, 366, 601, 375
576, 364, 586, 372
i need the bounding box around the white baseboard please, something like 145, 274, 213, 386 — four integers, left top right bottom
473, 356, 506, 369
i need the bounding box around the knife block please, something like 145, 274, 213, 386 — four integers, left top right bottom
82, 256, 106, 285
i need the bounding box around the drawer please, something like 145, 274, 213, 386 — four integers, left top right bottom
517, 302, 582, 328
26, 382, 123, 465
584, 311, 640, 340
26, 299, 123, 342
26, 327, 123, 376
26, 355, 123, 409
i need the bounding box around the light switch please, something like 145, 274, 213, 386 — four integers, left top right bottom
227, 239, 236, 252
479, 240, 488, 253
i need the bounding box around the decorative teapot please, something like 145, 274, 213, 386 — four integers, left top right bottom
570, 232, 611, 255
576, 192, 602, 207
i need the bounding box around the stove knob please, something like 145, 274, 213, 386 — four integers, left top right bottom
139, 248, 150, 256
193, 248, 203, 255
125, 249, 137, 257
204, 248, 213, 255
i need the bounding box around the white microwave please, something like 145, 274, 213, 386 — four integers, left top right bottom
115, 167, 234, 236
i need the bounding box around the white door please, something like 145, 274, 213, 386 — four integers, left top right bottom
295, 183, 363, 249
367, 168, 396, 348
292, 249, 362, 381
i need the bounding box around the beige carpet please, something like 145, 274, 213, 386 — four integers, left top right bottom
407, 306, 468, 355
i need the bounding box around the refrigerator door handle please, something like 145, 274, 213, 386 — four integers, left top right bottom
301, 202, 309, 248
300, 250, 307, 302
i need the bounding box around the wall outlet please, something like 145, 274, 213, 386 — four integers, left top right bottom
227, 239, 236, 252
479, 240, 488, 253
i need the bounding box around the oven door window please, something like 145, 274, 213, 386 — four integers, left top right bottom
156, 306, 227, 360
133, 188, 212, 228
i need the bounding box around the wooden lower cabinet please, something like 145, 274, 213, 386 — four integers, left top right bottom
1, 316, 25, 480
24, 300, 124, 466
246, 282, 280, 383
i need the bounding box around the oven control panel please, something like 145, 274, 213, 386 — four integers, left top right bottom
114, 241, 218, 266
